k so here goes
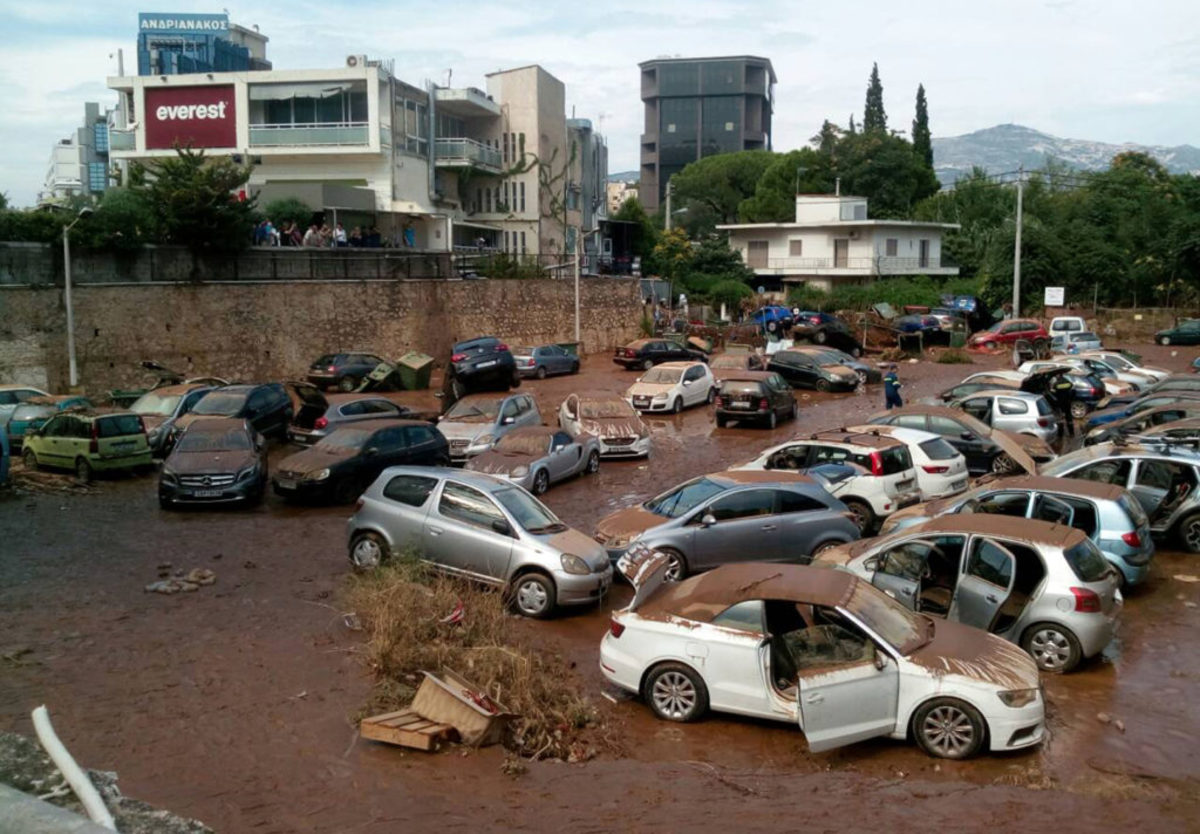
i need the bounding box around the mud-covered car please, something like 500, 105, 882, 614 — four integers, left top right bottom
708, 351, 765, 384
513, 344, 580, 379
1084, 403, 1200, 446
442, 337, 521, 401
601, 553, 1044, 758
867, 406, 1053, 476
714, 371, 797, 429
438, 392, 541, 463
791, 312, 864, 356
288, 383, 420, 445
559, 391, 650, 458
624, 361, 715, 414
158, 417, 267, 509
129, 383, 215, 456
465, 425, 600, 494
306, 351, 387, 392
767, 349, 859, 392
613, 339, 706, 371
816, 514, 1122, 672
175, 383, 293, 442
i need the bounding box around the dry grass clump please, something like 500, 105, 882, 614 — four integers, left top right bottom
935, 348, 974, 365
342, 554, 604, 761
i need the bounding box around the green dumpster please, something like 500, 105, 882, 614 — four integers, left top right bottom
949, 331, 967, 349
397, 351, 434, 390
556, 342, 580, 357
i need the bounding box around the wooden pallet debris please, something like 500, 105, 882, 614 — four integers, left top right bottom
359, 708, 458, 752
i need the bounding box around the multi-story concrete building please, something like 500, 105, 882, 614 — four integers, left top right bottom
568, 118, 608, 265
137, 12, 270, 76
718, 194, 959, 292
639, 55, 775, 212
39, 102, 117, 205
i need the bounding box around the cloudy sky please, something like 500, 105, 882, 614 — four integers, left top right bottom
2, 0, 1197, 206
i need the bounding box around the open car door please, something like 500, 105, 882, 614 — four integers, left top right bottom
949, 538, 1016, 632
1031, 494, 1075, 526
619, 547, 671, 611
868, 539, 940, 611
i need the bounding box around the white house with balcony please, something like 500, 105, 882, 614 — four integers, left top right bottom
718, 194, 959, 291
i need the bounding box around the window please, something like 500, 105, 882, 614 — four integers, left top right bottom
896, 414, 929, 430
788, 239, 803, 257
96, 414, 143, 437
372, 427, 408, 451
885, 238, 898, 257
88, 162, 108, 193
251, 81, 369, 128
777, 490, 824, 514
972, 492, 1030, 517
683, 365, 705, 382
1073, 460, 1131, 485
520, 232, 527, 254
93, 122, 109, 152
998, 398, 1029, 415
966, 539, 1014, 588
518, 133, 525, 158
502, 132, 509, 164
485, 188, 492, 213
1063, 540, 1111, 583
787, 621, 873, 671
746, 240, 769, 269
918, 437, 959, 460
519, 181, 526, 212
339, 400, 368, 416
503, 231, 509, 251
500, 399, 520, 421
439, 482, 505, 530
551, 431, 573, 450
712, 600, 765, 634
707, 488, 775, 521
42, 416, 67, 437
383, 474, 438, 507
402, 425, 437, 445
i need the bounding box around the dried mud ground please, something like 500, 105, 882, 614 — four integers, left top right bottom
3, 344, 1200, 832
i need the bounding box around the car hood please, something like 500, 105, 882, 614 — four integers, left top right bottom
175, 412, 235, 431
437, 421, 491, 442
626, 381, 675, 398
990, 429, 1041, 472
580, 416, 646, 439
825, 364, 859, 378
277, 445, 356, 474
166, 448, 257, 474
540, 527, 609, 571
464, 449, 536, 475
908, 617, 1040, 690
594, 505, 664, 543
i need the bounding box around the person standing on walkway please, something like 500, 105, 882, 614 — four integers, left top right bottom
884, 363, 904, 410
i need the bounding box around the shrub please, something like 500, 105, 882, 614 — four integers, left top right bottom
935, 349, 973, 364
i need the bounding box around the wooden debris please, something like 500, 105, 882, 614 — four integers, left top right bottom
360, 708, 458, 752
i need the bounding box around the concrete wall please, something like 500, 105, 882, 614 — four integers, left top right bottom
0, 277, 641, 393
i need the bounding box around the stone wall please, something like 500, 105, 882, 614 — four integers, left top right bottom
0, 278, 642, 392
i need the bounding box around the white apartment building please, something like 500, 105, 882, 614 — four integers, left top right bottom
105, 59, 605, 254
606, 179, 638, 214
718, 194, 959, 291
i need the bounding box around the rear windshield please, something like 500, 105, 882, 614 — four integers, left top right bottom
876, 446, 911, 475
193, 391, 247, 415
1036, 397, 1054, 416
1064, 540, 1112, 582
720, 382, 764, 395
97, 415, 144, 438
313, 354, 339, 366
919, 438, 959, 461
131, 392, 182, 416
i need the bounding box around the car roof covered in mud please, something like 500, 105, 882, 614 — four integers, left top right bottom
709, 469, 815, 485
980, 474, 1127, 502
801, 427, 907, 449
904, 513, 1087, 548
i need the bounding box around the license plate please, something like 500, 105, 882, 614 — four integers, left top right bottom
634, 398, 650, 407
193, 489, 223, 498
477, 359, 497, 368
276, 479, 297, 490
897, 479, 914, 490
113, 440, 135, 449
607, 444, 629, 451
951, 479, 967, 490
729, 401, 752, 409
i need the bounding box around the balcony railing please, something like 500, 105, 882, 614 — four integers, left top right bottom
108, 130, 136, 151
434, 138, 502, 173
752, 256, 957, 273
249, 122, 370, 147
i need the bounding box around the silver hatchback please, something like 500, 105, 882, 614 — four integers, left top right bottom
437, 392, 542, 462
815, 514, 1122, 672
346, 466, 612, 618
952, 390, 1059, 444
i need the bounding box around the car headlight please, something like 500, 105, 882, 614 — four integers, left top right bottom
560, 553, 591, 575
998, 688, 1038, 708
511, 464, 529, 478
161, 468, 178, 484
652, 394, 668, 401
304, 468, 330, 482
148, 426, 162, 440
470, 433, 494, 449
236, 464, 259, 483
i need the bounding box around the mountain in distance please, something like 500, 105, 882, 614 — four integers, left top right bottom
932, 123, 1200, 185
607, 170, 639, 183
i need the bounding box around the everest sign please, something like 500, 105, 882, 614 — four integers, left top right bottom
145, 86, 236, 150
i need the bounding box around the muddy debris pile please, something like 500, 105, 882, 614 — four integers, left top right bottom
145, 565, 217, 594
7, 461, 99, 496
0, 731, 212, 833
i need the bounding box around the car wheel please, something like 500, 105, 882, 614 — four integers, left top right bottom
536, 365, 548, 380
912, 698, 986, 759
991, 453, 1018, 475
334, 477, 365, 505
349, 532, 388, 570
790, 401, 799, 421
815, 378, 831, 393
672, 397, 683, 414
767, 410, 777, 430
1022, 623, 1082, 672
510, 370, 522, 389
716, 415, 727, 428
660, 548, 688, 582
585, 450, 600, 474
571, 361, 580, 374
644, 662, 709, 723
1178, 513, 1200, 553
21, 448, 38, 470
337, 375, 357, 393
844, 499, 874, 534
1159, 336, 1171, 346
158, 495, 172, 511
74, 458, 92, 484
450, 378, 467, 402
641, 359, 654, 371
814, 329, 828, 345
532, 468, 550, 495
1070, 401, 1089, 420
810, 541, 842, 561
706, 387, 715, 405
511, 572, 555, 618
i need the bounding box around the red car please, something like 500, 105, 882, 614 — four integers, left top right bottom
968, 318, 1049, 350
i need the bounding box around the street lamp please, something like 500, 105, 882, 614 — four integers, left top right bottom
62, 206, 93, 388
573, 227, 601, 345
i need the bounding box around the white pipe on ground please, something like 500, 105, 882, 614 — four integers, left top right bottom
30, 706, 117, 831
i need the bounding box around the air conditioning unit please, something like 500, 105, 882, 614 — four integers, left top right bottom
346, 54, 367, 68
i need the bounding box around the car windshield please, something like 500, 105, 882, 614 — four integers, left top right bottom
11, 404, 53, 421
845, 580, 930, 654
493, 487, 566, 534
314, 428, 371, 452
1064, 539, 1112, 583
641, 367, 683, 384
445, 398, 501, 421
579, 398, 633, 419
131, 392, 182, 416
711, 355, 748, 369
177, 430, 251, 453
193, 391, 248, 415
495, 433, 550, 456
1105, 355, 1134, 370
644, 477, 726, 519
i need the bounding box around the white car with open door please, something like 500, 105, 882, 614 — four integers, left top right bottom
600, 549, 1045, 759
814, 514, 1122, 672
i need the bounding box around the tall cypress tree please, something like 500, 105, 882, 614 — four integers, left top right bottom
848, 113, 857, 134
912, 83, 933, 168
863, 63, 887, 133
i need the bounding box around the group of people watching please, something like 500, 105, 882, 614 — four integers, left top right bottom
252, 220, 416, 248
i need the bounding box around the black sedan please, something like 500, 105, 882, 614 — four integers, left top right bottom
273, 419, 450, 504
159, 417, 267, 509
613, 339, 705, 371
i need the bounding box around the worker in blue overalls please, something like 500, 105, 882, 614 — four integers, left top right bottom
884, 363, 904, 410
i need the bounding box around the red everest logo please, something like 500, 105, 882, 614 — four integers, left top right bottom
145, 86, 236, 149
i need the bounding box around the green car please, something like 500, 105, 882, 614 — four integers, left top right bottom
22, 410, 152, 482
1155, 319, 1200, 346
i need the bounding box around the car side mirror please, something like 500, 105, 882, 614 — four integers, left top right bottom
491, 518, 512, 537
874, 651, 887, 671
961, 432, 975, 440
700, 513, 717, 527
635, 377, 643, 383
364, 446, 378, 456
502, 416, 515, 425
682, 379, 692, 386
864, 555, 880, 571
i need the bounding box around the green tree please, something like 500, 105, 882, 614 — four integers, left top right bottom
129, 147, 256, 251
651, 227, 693, 283
912, 84, 933, 169
863, 63, 887, 134
814, 120, 840, 155
834, 131, 937, 216
669, 151, 776, 234
80, 187, 157, 251
738, 148, 831, 222
612, 196, 660, 263
0, 192, 8, 210
264, 196, 314, 230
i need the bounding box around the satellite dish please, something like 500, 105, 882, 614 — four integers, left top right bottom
757, 286, 766, 295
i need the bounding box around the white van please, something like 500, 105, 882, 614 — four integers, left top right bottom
1049, 316, 1087, 350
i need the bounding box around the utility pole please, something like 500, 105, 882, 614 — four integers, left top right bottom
1012, 166, 1024, 317
664, 179, 672, 231
573, 228, 581, 344
62, 207, 93, 389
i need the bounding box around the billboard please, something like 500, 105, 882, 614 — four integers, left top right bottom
145, 85, 237, 149
138, 13, 229, 34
